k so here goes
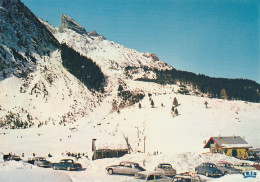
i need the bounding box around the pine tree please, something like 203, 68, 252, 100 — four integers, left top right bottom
174, 108, 179, 116
173, 97, 178, 107
118, 85, 123, 92
171, 106, 175, 112
204, 101, 208, 108
220, 88, 228, 100
151, 99, 154, 108
3, 71, 6, 78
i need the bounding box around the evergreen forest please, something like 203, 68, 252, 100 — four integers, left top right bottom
126, 66, 260, 103
60, 44, 105, 92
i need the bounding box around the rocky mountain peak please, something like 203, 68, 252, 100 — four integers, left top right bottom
59, 14, 87, 35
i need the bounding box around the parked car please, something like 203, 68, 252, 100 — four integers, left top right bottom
195, 163, 223, 177
154, 163, 176, 177
33, 157, 51, 167
129, 171, 172, 182
106, 161, 145, 175
3, 154, 22, 162
216, 162, 242, 175
252, 161, 260, 170
233, 162, 256, 173
173, 174, 201, 182
248, 149, 260, 161
51, 159, 82, 171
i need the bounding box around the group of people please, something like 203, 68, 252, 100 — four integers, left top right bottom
64, 152, 89, 160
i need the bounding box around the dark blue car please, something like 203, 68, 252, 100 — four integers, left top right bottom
51, 159, 82, 171
195, 163, 223, 177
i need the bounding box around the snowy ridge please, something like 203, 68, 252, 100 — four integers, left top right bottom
59, 14, 87, 35
49, 14, 172, 75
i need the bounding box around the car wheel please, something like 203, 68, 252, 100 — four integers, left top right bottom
108, 168, 113, 175
53, 166, 57, 170
205, 172, 209, 177
67, 167, 71, 171
224, 171, 228, 175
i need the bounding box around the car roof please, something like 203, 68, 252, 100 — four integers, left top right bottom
202, 162, 215, 165
217, 162, 231, 165
138, 171, 164, 175
174, 175, 192, 179
120, 161, 139, 164
61, 159, 73, 161
159, 163, 171, 165
234, 162, 249, 165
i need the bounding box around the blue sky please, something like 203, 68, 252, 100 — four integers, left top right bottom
21, 0, 260, 83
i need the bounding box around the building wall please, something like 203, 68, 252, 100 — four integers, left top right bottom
224, 148, 248, 158
210, 147, 248, 158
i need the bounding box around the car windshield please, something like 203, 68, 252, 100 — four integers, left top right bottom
209, 164, 216, 168
61, 160, 73, 163
173, 177, 191, 182
226, 163, 232, 167
134, 174, 146, 179
217, 164, 225, 167
161, 164, 172, 168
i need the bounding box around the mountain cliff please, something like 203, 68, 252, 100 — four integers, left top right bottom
59, 14, 87, 35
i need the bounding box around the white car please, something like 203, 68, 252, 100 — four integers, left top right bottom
154, 163, 176, 177
33, 157, 51, 167
173, 174, 201, 182
127, 171, 172, 182
233, 162, 256, 173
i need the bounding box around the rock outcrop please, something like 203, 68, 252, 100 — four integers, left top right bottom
59, 14, 87, 35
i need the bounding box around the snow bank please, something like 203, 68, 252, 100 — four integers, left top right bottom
0, 161, 72, 182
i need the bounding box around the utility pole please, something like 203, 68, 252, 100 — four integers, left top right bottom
135, 126, 139, 138
144, 136, 146, 153
92, 138, 97, 160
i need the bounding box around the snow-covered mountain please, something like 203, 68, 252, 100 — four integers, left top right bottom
0, 0, 102, 130
0, 0, 58, 78
0, 1, 260, 181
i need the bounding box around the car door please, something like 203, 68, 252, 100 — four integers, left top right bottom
253, 162, 260, 170
114, 162, 125, 174
199, 164, 204, 174
131, 164, 141, 174
146, 175, 155, 181
124, 163, 133, 174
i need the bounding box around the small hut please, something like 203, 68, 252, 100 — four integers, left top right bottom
92, 139, 129, 160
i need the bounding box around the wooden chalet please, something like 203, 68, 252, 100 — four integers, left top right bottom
92, 139, 129, 160
93, 149, 129, 160
204, 136, 252, 159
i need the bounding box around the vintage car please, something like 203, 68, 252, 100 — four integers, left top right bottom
33, 157, 51, 167
252, 161, 260, 170
128, 171, 172, 182
106, 161, 145, 175
154, 163, 176, 177
216, 162, 242, 175
173, 174, 201, 182
195, 163, 223, 177
51, 159, 82, 171
3, 154, 22, 162
233, 162, 256, 173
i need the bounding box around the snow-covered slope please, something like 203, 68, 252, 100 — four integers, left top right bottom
0, 0, 101, 130
0, 1, 260, 182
